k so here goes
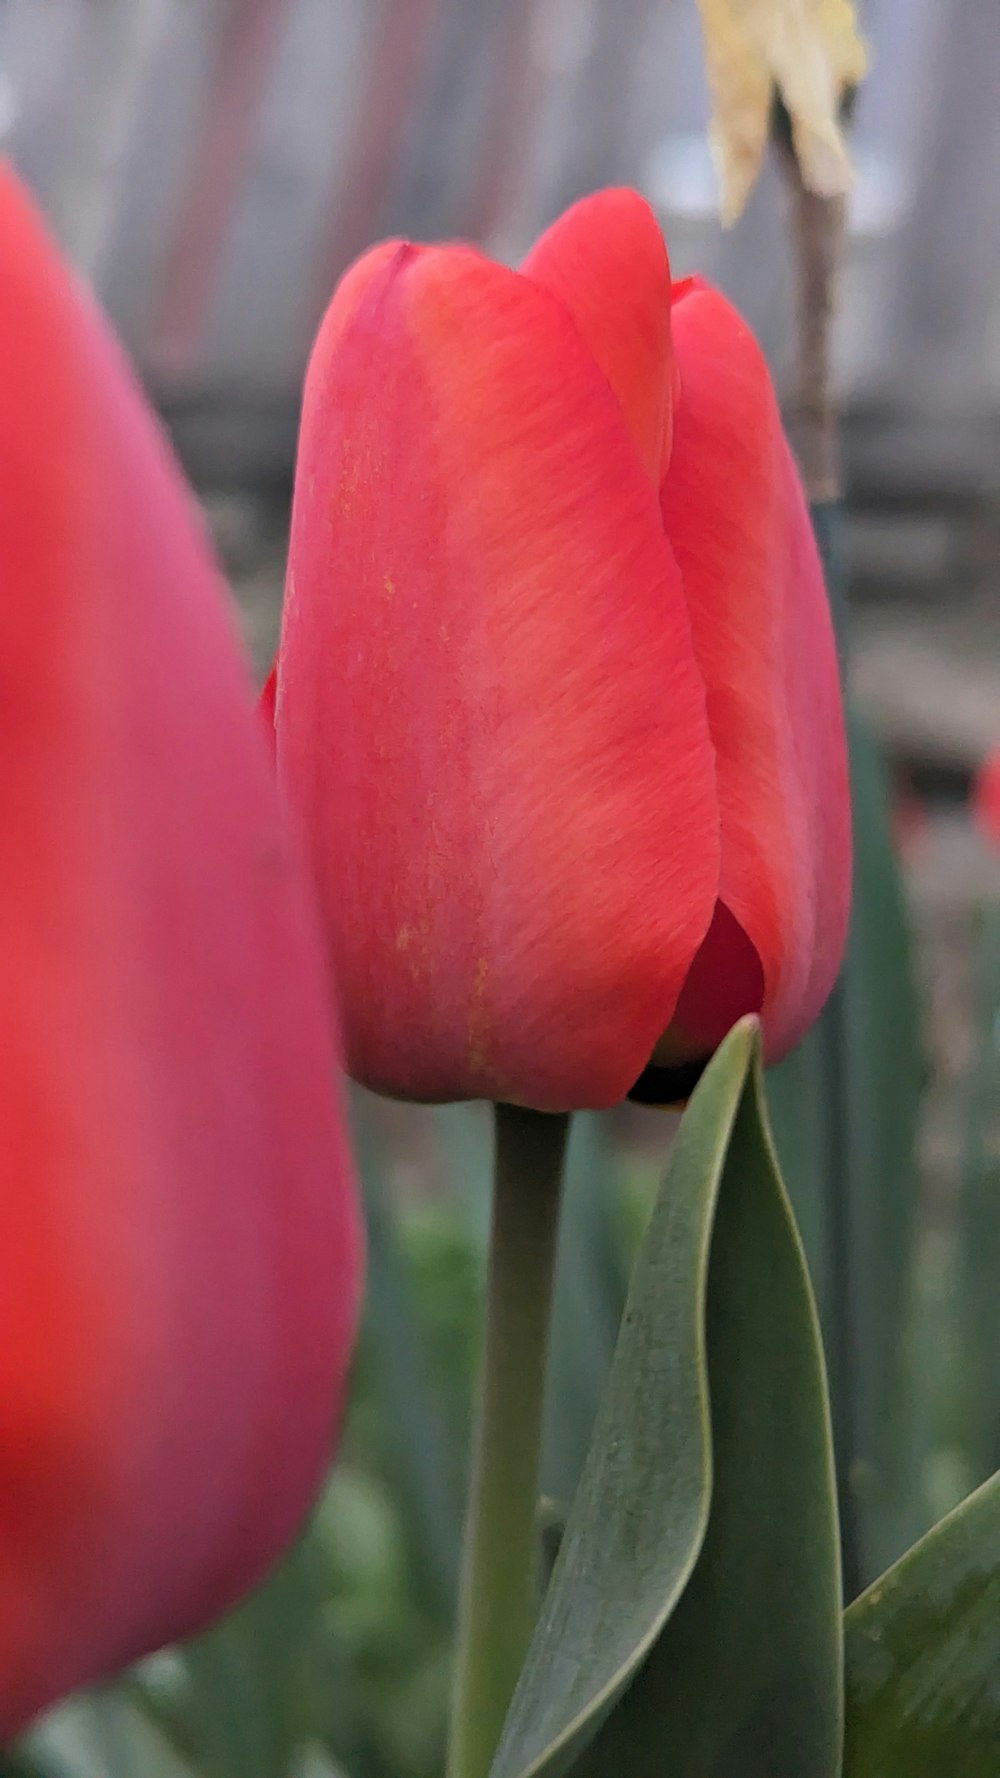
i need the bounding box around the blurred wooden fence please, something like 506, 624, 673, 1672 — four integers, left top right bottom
2, 0, 998, 496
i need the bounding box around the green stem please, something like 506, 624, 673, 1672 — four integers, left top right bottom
447, 1103, 569, 1778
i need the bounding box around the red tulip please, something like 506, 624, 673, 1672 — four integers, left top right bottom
271, 188, 851, 1110
0, 168, 362, 1734
974, 750, 1000, 847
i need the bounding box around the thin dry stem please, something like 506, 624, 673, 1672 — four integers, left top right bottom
775, 139, 848, 503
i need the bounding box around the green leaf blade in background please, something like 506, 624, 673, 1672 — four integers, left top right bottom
844, 1468, 1000, 1776
957, 902, 1000, 1486
768, 705, 925, 1585
490, 1018, 842, 1778
349, 1089, 464, 1628
839, 712, 925, 1569
542, 1111, 627, 1515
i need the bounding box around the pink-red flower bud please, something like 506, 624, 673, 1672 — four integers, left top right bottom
270, 189, 851, 1109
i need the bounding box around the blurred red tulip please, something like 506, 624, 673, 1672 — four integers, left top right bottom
270, 188, 851, 1110
0, 168, 362, 1734
974, 750, 1000, 847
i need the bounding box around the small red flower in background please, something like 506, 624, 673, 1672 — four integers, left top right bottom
268, 188, 852, 1110
974, 750, 1000, 848
0, 168, 362, 1734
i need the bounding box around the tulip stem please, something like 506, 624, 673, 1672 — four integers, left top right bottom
447, 1103, 569, 1778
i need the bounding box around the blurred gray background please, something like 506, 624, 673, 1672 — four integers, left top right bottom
4, 0, 998, 498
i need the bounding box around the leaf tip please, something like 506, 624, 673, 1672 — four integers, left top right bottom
729, 1011, 763, 1056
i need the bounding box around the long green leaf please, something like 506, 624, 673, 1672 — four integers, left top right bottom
572, 1040, 842, 1777
349, 1088, 462, 1624
542, 1112, 627, 1512
490, 1018, 841, 1778
768, 707, 924, 1585
488, 1026, 748, 1778
840, 715, 923, 1554
765, 1023, 830, 1328
844, 1469, 1000, 1774
956, 903, 1000, 1484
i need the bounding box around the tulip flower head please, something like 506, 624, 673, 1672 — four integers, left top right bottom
270, 188, 851, 1111
0, 168, 362, 1734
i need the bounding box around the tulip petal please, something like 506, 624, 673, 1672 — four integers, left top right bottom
0, 169, 361, 1733
661, 280, 850, 1059
521, 187, 676, 481
279, 240, 718, 1109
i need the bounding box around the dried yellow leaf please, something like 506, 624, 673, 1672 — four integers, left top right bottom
695, 0, 868, 222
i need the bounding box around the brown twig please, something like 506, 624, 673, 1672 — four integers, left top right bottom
771, 97, 852, 504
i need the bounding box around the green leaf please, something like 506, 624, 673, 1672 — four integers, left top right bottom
543, 1112, 627, 1511
349, 1088, 463, 1624
839, 715, 923, 1512
956, 903, 1000, 1484
765, 1023, 830, 1325
490, 1019, 841, 1778
844, 1469, 1000, 1774
768, 706, 924, 1584
573, 1044, 843, 1776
